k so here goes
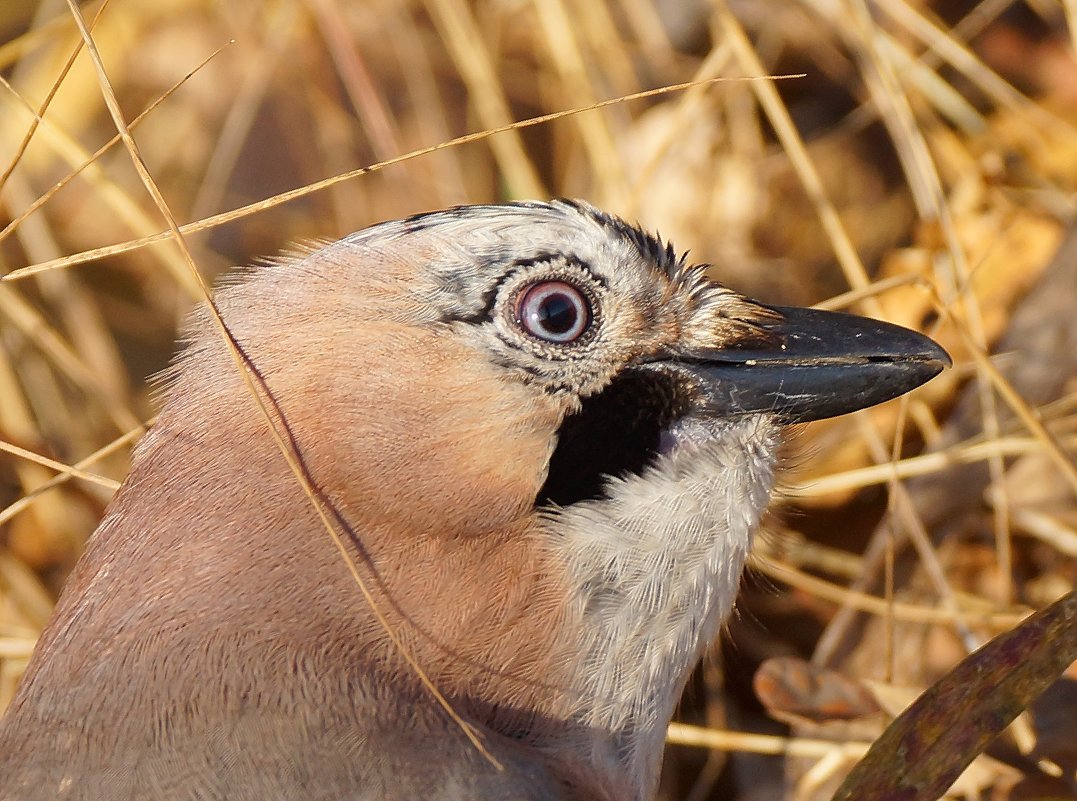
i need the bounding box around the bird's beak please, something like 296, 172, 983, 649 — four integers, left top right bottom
671, 305, 951, 424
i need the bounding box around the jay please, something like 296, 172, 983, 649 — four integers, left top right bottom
0, 200, 948, 800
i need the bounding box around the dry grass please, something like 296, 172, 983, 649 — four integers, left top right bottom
1, 1, 1075, 799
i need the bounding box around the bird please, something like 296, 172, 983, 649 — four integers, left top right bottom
0, 199, 948, 801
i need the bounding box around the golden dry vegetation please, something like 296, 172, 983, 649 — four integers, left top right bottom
1, 1, 1075, 799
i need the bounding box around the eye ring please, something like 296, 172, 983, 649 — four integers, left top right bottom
514, 281, 592, 344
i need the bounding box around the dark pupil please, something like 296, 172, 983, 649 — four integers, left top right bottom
538, 293, 578, 334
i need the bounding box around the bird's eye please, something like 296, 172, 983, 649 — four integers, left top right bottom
515, 281, 592, 343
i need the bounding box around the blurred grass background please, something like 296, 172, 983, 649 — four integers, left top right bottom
0, 1, 1075, 799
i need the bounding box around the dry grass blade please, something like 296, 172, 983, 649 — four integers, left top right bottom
0, 0, 110, 191
831, 592, 1077, 801
750, 555, 1027, 630
0, 439, 118, 491
0, 75, 799, 283
667, 723, 872, 760
0, 42, 230, 247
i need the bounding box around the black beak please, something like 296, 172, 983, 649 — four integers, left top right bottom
669, 305, 951, 424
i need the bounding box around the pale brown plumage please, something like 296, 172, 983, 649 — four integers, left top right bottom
0, 200, 947, 800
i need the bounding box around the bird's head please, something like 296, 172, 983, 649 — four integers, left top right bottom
189, 199, 945, 525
